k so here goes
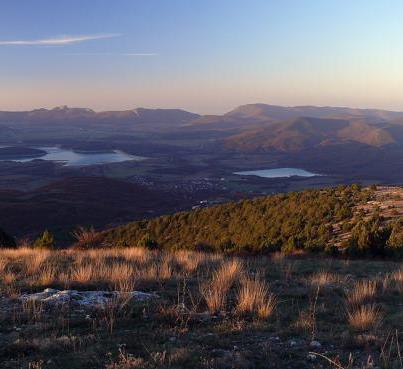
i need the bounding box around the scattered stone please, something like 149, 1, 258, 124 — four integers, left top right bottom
211, 350, 252, 369
310, 340, 322, 348
290, 340, 297, 347
307, 353, 317, 361
20, 288, 157, 308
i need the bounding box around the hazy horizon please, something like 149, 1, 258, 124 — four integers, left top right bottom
3, 102, 403, 116
1, 0, 403, 114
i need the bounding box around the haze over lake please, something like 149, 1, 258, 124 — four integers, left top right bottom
234, 168, 321, 178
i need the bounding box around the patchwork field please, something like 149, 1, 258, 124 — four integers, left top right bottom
0, 248, 401, 368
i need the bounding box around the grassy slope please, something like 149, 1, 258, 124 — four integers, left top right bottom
0, 248, 401, 368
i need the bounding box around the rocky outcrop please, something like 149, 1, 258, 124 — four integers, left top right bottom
20, 288, 157, 308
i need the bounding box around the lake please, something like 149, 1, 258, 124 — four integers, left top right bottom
0, 146, 146, 167
234, 167, 321, 178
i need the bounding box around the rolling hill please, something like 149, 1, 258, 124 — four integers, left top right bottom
224, 117, 397, 152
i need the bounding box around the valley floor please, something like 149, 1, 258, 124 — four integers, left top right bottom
0, 248, 402, 368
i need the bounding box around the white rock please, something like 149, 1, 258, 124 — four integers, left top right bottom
310, 340, 322, 348
20, 289, 157, 307
307, 354, 317, 361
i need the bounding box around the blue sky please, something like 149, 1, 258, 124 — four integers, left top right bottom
1, 0, 402, 113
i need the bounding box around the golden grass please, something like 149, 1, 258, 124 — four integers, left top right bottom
200, 259, 243, 313
236, 274, 276, 319
35, 265, 57, 286
175, 250, 203, 273
0, 247, 221, 294
347, 279, 378, 306
2, 271, 17, 284
347, 304, 382, 331
391, 268, 403, 293
26, 251, 50, 275
71, 264, 96, 284
309, 270, 340, 287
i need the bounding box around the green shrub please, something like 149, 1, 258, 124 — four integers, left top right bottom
34, 230, 55, 249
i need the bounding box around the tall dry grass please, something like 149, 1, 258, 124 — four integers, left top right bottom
347, 304, 382, 331
309, 270, 341, 287
382, 268, 403, 294
0, 247, 221, 295
200, 259, 243, 313
236, 274, 277, 319
347, 279, 378, 306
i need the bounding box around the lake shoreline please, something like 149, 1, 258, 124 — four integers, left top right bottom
234, 167, 322, 178
0, 146, 146, 167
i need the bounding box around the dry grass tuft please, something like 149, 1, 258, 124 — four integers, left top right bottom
391, 268, 403, 292
200, 259, 243, 313
347, 304, 382, 331
309, 270, 340, 287
35, 265, 57, 286
176, 250, 202, 273
26, 251, 50, 275
347, 279, 378, 306
236, 274, 276, 319
71, 264, 96, 284
2, 271, 17, 284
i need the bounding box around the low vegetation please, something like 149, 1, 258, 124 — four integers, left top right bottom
99, 185, 403, 257
0, 247, 401, 368
101, 185, 369, 253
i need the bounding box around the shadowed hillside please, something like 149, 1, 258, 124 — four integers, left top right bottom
0, 177, 182, 241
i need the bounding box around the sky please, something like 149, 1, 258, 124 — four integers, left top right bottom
0, 0, 402, 114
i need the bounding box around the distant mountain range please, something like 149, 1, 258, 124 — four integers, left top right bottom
0, 106, 199, 130
2, 103, 403, 151
2, 103, 403, 126
225, 103, 403, 122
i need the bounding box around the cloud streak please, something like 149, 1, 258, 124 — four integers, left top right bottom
0, 33, 121, 46
65, 52, 158, 57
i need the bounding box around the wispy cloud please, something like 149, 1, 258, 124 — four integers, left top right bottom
65, 52, 158, 57
0, 33, 121, 46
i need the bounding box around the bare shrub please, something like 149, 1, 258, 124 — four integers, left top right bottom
72, 226, 100, 249
106, 348, 145, 369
